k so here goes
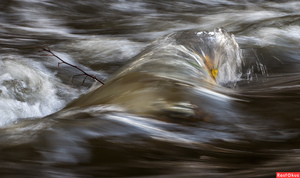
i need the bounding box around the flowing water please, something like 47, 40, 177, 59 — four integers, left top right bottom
1, 0, 300, 177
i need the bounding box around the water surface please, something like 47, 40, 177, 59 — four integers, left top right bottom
0, 0, 300, 177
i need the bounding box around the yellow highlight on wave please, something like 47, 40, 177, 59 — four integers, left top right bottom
193, 50, 219, 81
211, 68, 218, 80
203, 55, 218, 81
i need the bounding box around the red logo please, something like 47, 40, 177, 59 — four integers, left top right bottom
277, 172, 300, 178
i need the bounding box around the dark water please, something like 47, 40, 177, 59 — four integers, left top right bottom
0, 0, 300, 177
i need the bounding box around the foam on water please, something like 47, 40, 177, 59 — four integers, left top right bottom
194, 28, 243, 86
64, 37, 145, 63
0, 0, 299, 176
199, 10, 286, 31
255, 26, 300, 48
0, 56, 65, 126
110, 0, 156, 13
236, 25, 300, 49
267, 1, 300, 11
5, 0, 82, 38
214, 28, 242, 86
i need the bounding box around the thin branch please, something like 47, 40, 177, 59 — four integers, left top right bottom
58, 62, 63, 68
71, 74, 85, 86
82, 75, 88, 86
38, 45, 104, 85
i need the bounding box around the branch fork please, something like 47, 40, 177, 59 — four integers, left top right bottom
38, 45, 104, 85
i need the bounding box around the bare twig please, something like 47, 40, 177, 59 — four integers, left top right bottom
38, 44, 104, 85
71, 74, 85, 86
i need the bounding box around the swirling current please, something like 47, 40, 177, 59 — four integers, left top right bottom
0, 1, 300, 177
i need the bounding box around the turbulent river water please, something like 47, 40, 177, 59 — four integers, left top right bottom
1, 0, 300, 177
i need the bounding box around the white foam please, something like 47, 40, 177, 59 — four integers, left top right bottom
0, 57, 66, 127
110, 0, 156, 13
7, 1, 81, 38
213, 29, 243, 85
254, 26, 300, 47
199, 10, 286, 31
267, 1, 300, 11
194, 0, 238, 6
65, 37, 145, 63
